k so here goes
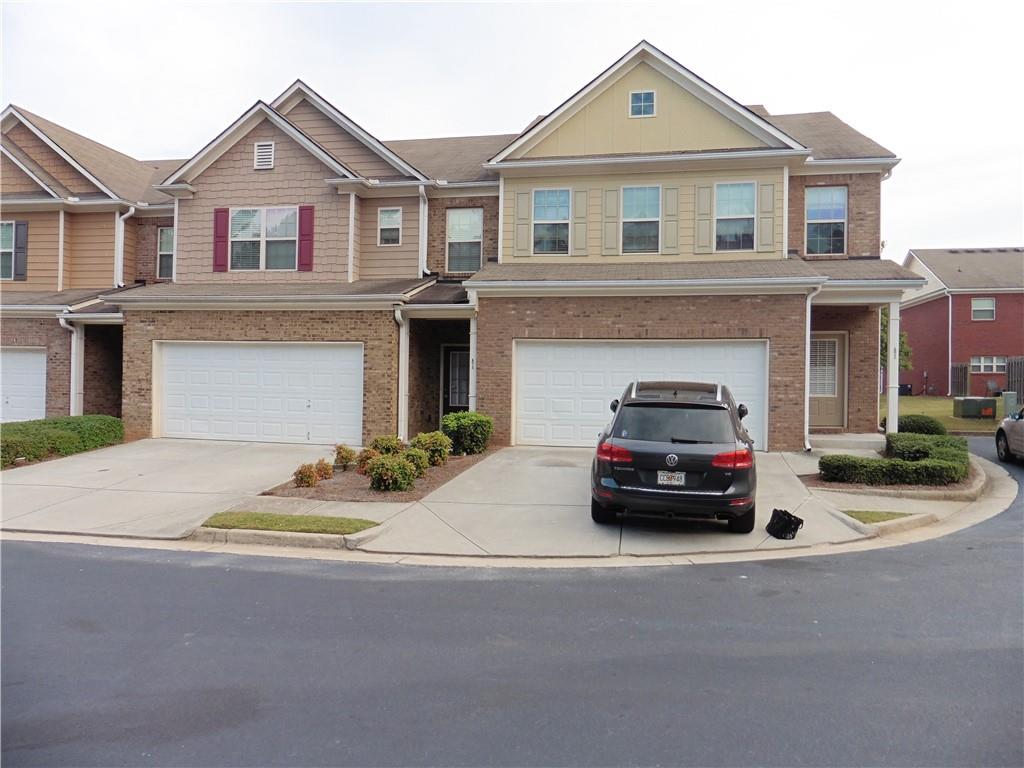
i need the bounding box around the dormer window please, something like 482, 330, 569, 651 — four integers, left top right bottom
254, 141, 275, 170
629, 90, 655, 118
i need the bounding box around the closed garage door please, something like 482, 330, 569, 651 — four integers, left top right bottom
1, 348, 47, 423
515, 340, 768, 449
160, 342, 363, 444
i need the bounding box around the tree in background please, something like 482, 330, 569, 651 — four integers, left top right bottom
880, 306, 913, 371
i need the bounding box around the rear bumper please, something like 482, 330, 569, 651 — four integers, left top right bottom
592, 475, 755, 519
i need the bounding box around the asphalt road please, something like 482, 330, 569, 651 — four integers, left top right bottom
3, 438, 1022, 767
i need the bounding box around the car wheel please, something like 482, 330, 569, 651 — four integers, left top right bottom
996, 432, 1013, 463
727, 506, 756, 534
591, 499, 617, 525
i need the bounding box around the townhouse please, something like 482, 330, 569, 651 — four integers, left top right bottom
1, 41, 927, 450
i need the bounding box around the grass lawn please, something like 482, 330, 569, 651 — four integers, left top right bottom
843, 510, 912, 525
203, 511, 377, 536
880, 394, 1004, 432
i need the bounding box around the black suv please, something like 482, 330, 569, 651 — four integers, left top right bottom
590, 381, 757, 533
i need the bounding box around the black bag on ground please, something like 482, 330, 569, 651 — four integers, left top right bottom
766, 508, 803, 540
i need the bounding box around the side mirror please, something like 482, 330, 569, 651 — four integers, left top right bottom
610, 399, 620, 413
737, 404, 749, 420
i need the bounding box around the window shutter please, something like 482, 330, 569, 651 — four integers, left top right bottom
213, 208, 229, 272
572, 190, 588, 256
661, 187, 679, 255
602, 189, 619, 256
13, 220, 28, 281
695, 185, 712, 254
298, 205, 314, 271
513, 192, 530, 257
757, 183, 775, 252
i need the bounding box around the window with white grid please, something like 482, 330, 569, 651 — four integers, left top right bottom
810, 338, 838, 396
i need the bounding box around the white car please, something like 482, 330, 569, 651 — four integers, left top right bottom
995, 406, 1024, 462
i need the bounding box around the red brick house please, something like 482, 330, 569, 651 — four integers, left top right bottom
900, 248, 1024, 396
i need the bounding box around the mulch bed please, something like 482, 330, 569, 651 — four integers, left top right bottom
263, 447, 498, 502
799, 462, 979, 494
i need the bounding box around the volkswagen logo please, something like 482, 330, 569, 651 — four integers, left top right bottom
665, 454, 679, 467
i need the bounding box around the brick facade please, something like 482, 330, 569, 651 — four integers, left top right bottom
408, 318, 470, 435
132, 216, 175, 284
475, 294, 808, 451
788, 173, 881, 259
898, 296, 949, 395
83, 325, 123, 417
811, 305, 880, 432
121, 310, 398, 443
0, 318, 71, 418
425, 196, 499, 276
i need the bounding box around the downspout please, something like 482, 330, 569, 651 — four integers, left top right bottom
58, 315, 84, 416
394, 307, 410, 441
468, 289, 478, 412
803, 283, 823, 451
114, 205, 136, 287
417, 184, 428, 276
946, 290, 953, 395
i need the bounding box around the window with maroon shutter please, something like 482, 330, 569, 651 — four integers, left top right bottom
298, 205, 314, 271
213, 208, 229, 272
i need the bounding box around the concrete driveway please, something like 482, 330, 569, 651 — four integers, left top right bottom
1, 439, 329, 538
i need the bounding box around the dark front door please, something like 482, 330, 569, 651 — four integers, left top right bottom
442, 346, 470, 417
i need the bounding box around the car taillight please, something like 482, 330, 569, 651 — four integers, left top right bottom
596, 440, 633, 464
711, 448, 754, 470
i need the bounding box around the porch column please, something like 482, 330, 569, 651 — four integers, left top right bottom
395, 310, 409, 441
886, 301, 900, 434
468, 314, 478, 412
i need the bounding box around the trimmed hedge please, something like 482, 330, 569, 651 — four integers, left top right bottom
819, 433, 969, 486
409, 431, 452, 466
879, 414, 947, 435
441, 412, 493, 455
1, 415, 124, 468
367, 454, 417, 491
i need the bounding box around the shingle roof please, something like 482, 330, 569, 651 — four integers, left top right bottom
409, 282, 468, 304
0, 287, 111, 307
765, 111, 895, 160
909, 248, 1024, 290
808, 258, 921, 281
466, 259, 822, 282
385, 134, 518, 182
108, 278, 434, 302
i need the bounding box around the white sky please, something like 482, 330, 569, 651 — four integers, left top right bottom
3, 0, 1022, 262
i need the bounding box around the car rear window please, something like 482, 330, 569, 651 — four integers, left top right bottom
613, 404, 735, 444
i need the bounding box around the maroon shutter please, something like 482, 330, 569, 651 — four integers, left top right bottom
213, 208, 229, 272
297, 205, 314, 271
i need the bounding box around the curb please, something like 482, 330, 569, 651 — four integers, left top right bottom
189, 526, 379, 551
810, 456, 990, 501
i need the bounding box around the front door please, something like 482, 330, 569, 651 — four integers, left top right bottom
809, 332, 847, 428
442, 345, 470, 417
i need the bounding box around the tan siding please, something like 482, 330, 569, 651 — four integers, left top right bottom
122, 213, 137, 284
1, 154, 49, 196
0, 211, 60, 291
3, 122, 101, 196
282, 99, 401, 179
351, 194, 361, 280
175, 119, 348, 283
65, 212, 115, 288
358, 196, 420, 279
501, 167, 786, 263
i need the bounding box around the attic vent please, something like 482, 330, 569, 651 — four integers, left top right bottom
254, 142, 275, 170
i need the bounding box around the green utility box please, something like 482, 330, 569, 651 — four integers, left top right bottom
953, 397, 997, 419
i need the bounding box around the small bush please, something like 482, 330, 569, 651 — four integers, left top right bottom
819, 433, 968, 486
1, 415, 123, 468
356, 448, 380, 475
369, 435, 406, 455
403, 447, 430, 478
314, 458, 334, 481
1, 433, 50, 467
879, 414, 947, 435
333, 444, 357, 467
441, 412, 493, 455
409, 431, 452, 466
366, 454, 417, 491
293, 463, 320, 487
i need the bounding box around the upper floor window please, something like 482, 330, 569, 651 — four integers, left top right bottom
0, 221, 13, 280
378, 207, 402, 246
622, 186, 660, 254
806, 186, 847, 255
254, 142, 275, 170
714, 182, 755, 251
971, 297, 996, 321
629, 90, 655, 118
533, 189, 570, 255
971, 355, 1006, 373
446, 208, 483, 273
229, 207, 297, 271
157, 227, 174, 280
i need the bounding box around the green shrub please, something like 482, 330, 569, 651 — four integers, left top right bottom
1, 433, 50, 467
333, 444, 357, 467
402, 447, 429, 478
879, 414, 947, 435
356, 448, 380, 475
441, 412, 493, 455
314, 458, 334, 481
820, 433, 968, 486
409, 431, 452, 466
366, 454, 417, 491
369, 435, 406, 455
293, 463, 319, 487
1, 415, 123, 468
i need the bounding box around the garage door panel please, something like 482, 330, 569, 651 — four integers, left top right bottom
1, 349, 47, 423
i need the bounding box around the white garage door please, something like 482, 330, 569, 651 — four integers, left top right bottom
515, 340, 769, 449
1, 348, 47, 423
160, 342, 363, 444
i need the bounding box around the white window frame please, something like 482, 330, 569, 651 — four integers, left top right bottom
445, 207, 483, 274
156, 226, 174, 280
713, 181, 757, 253
227, 206, 299, 272
970, 355, 1007, 374
620, 185, 661, 255
531, 188, 571, 256
0, 220, 13, 281
804, 185, 848, 256
971, 297, 996, 321
628, 90, 656, 118
253, 141, 275, 170
377, 207, 402, 247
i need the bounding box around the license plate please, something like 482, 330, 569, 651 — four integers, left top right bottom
657, 471, 687, 486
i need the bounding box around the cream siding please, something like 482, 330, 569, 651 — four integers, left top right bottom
500, 167, 786, 263
1, 154, 49, 196
65, 212, 115, 288
358, 196, 420, 279
351, 194, 362, 280
3, 122, 101, 196
0, 211, 60, 291
122, 213, 137, 284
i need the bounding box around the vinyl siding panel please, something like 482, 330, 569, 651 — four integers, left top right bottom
358, 196, 420, 279
3, 122, 101, 196
66, 212, 115, 288
0, 211, 60, 291
1, 154, 49, 196
122, 213, 137, 284
351, 194, 361, 280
